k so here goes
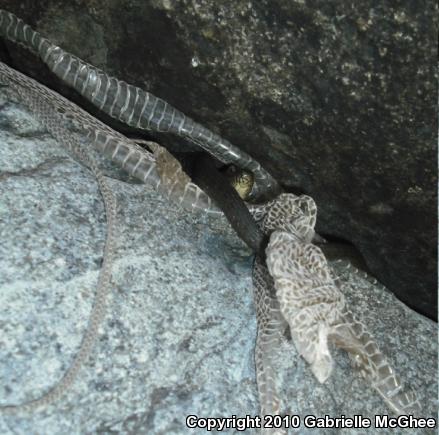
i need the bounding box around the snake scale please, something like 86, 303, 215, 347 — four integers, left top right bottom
0, 8, 421, 427
0, 65, 119, 414
254, 195, 421, 434
0, 9, 279, 201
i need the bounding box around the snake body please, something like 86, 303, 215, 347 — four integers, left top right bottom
0, 61, 222, 216
0, 63, 118, 413
256, 194, 421, 427
331, 309, 421, 415
1, 61, 268, 255
252, 257, 288, 435
0, 9, 280, 200
0, 60, 230, 413
0, 9, 422, 426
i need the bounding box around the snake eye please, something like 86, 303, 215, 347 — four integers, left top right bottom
228, 169, 254, 200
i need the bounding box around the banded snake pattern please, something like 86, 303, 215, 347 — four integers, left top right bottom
0, 8, 421, 430
0, 9, 279, 201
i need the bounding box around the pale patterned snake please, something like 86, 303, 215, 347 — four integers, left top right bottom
0, 9, 422, 429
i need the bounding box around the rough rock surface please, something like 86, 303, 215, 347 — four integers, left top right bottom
0, 0, 436, 319
0, 88, 437, 434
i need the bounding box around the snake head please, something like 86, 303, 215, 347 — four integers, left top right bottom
224, 165, 254, 200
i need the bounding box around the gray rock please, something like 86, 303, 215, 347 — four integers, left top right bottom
0, 0, 436, 318
0, 87, 437, 434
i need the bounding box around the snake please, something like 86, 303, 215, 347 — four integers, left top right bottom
0, 62, 119, 414
256, 194, 421, 432
0, 8, 422, 427
0, 59, 269, 414
0, 8, 280, 201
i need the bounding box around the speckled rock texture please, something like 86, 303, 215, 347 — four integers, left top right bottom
0, 0, 436, 319
0, 88, 437, 433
